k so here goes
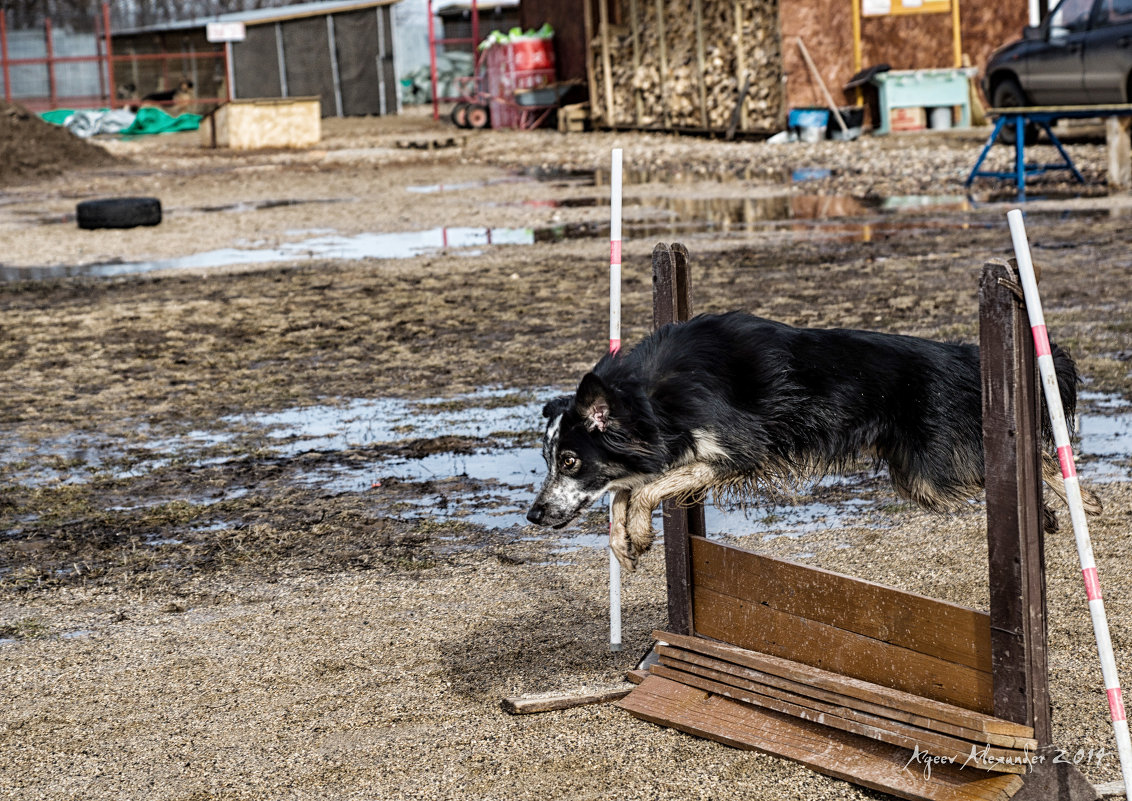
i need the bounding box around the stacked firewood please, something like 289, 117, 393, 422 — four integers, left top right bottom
591, 0, 784, 131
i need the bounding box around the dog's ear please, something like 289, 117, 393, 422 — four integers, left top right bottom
576, 372, 613, 432
542, 395, 572, 419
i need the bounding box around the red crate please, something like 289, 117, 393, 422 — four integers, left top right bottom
484, 37, 555, 129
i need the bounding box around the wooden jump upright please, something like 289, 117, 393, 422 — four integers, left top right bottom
617, 245, 1099, 801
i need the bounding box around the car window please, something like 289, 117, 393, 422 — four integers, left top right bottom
1049, 0, 1097, 31
1095, 0, 1132, 24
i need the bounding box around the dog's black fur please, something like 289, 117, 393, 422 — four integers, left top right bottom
527, 311, 1089, 570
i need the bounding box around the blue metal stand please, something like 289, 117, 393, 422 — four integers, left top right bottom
965, 112, 1084, 195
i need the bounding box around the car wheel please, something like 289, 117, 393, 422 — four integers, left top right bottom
991, 79, 1039, 146
76, 197, 162, 230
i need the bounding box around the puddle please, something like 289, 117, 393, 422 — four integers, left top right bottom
193, 198, 348, 213
406, 176, 540, 193
1077, 392, 1132, 481
5, 388, 1128, 555
235, 388, 546, 455
0, 227, 539, 282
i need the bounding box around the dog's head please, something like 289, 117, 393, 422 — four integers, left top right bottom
527, 372, 652, 528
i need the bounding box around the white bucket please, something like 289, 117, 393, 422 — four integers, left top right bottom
929, 107, 952, 130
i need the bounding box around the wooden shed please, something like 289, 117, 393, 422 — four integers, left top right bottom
112, 0, 401, 118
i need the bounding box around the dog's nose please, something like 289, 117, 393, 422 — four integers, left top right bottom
527, 505, 545, 525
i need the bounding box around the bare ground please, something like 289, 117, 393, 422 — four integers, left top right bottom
1, 108, 1131, 800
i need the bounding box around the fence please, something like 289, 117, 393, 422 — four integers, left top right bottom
0, 4, 228, 113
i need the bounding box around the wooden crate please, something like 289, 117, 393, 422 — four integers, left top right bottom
201, 97, 321, 150
558, 102, 590, 133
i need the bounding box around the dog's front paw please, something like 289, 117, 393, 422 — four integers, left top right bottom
610, 526, 638, 572
626, 508, 656, 562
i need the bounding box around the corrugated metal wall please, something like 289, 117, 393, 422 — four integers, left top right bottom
229, 4, 400, 117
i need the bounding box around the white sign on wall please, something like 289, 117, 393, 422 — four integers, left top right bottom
206, 22, 247, 42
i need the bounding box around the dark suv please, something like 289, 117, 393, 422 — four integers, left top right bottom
984, 0, 1132, 108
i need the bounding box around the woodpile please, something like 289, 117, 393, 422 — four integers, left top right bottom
588, 0, 785, 133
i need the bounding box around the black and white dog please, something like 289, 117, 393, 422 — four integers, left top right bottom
527, 311, 1095, 571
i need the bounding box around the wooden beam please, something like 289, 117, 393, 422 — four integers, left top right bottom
979, 258, 1051, 746
583, 0, 598, 127
652, 243, 703, 635
500, 685, 632, 714
597, 0, 615, 125
654, 0, 669, 128
692, 0, 708, 128
629, 0, 642, 125
1106, 116, 1131, 188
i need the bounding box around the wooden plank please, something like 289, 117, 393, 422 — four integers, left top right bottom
582, 0, 598, 123
653, 0, 669, 128
652, 658, 1032, 772
597, 0, 615, 125
691, 537, 992, 671
1106, 116, 1131, 188
693, 584, 993, 713
692, 0, 708, 128
654, 630, 1032, 738
628, 0, 642, 125
618, 675, 1025, 801
652, 242, 700, 635
657, 645, 1035, 749
979, 259, 1052, 746
626, 668, 649, 684
500, 686, 632, 714
732, 0, 747, 133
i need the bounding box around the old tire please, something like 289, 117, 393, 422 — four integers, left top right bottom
991, 80, 1039, 146
450, 102, 470, 129
466, 103, 490, 129
76, 197, 162, 230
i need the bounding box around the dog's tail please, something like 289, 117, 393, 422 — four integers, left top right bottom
1041, 345, 1103, 529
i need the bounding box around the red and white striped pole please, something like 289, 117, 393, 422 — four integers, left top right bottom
1007, 209, 1132, 795
609, 148, 623, 652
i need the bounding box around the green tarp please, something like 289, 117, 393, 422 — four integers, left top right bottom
39, 107, 201, 136
121, 107, 201, 136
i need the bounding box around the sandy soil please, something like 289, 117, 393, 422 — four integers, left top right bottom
1, 107, 1131, 801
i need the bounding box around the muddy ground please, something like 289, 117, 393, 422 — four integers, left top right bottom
1, 107, 1131, 800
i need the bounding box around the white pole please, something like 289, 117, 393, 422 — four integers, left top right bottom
1007, 209, 1132, 796
609, 148, 623, 652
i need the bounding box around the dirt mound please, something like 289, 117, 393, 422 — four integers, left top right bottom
0, 102, 118, 186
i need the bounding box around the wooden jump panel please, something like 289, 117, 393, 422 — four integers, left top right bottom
691, 538, 994, 712
692, 537, 992, 670
652, 657, 1031, 772
654, 631, 1031, 739
617, 675, 1025, 801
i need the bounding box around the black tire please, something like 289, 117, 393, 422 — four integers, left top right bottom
466, 103, 490, 129
450, 102, 470, 129
76, 197, 162, 230
991, 79, 1039, 146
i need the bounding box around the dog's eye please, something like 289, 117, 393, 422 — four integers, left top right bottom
561, 455, 579, 472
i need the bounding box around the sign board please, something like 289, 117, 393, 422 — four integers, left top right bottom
862, 0, 951, 15
206, 21, 246, 42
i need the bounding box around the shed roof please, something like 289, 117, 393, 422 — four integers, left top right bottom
114, 0, 399, 36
